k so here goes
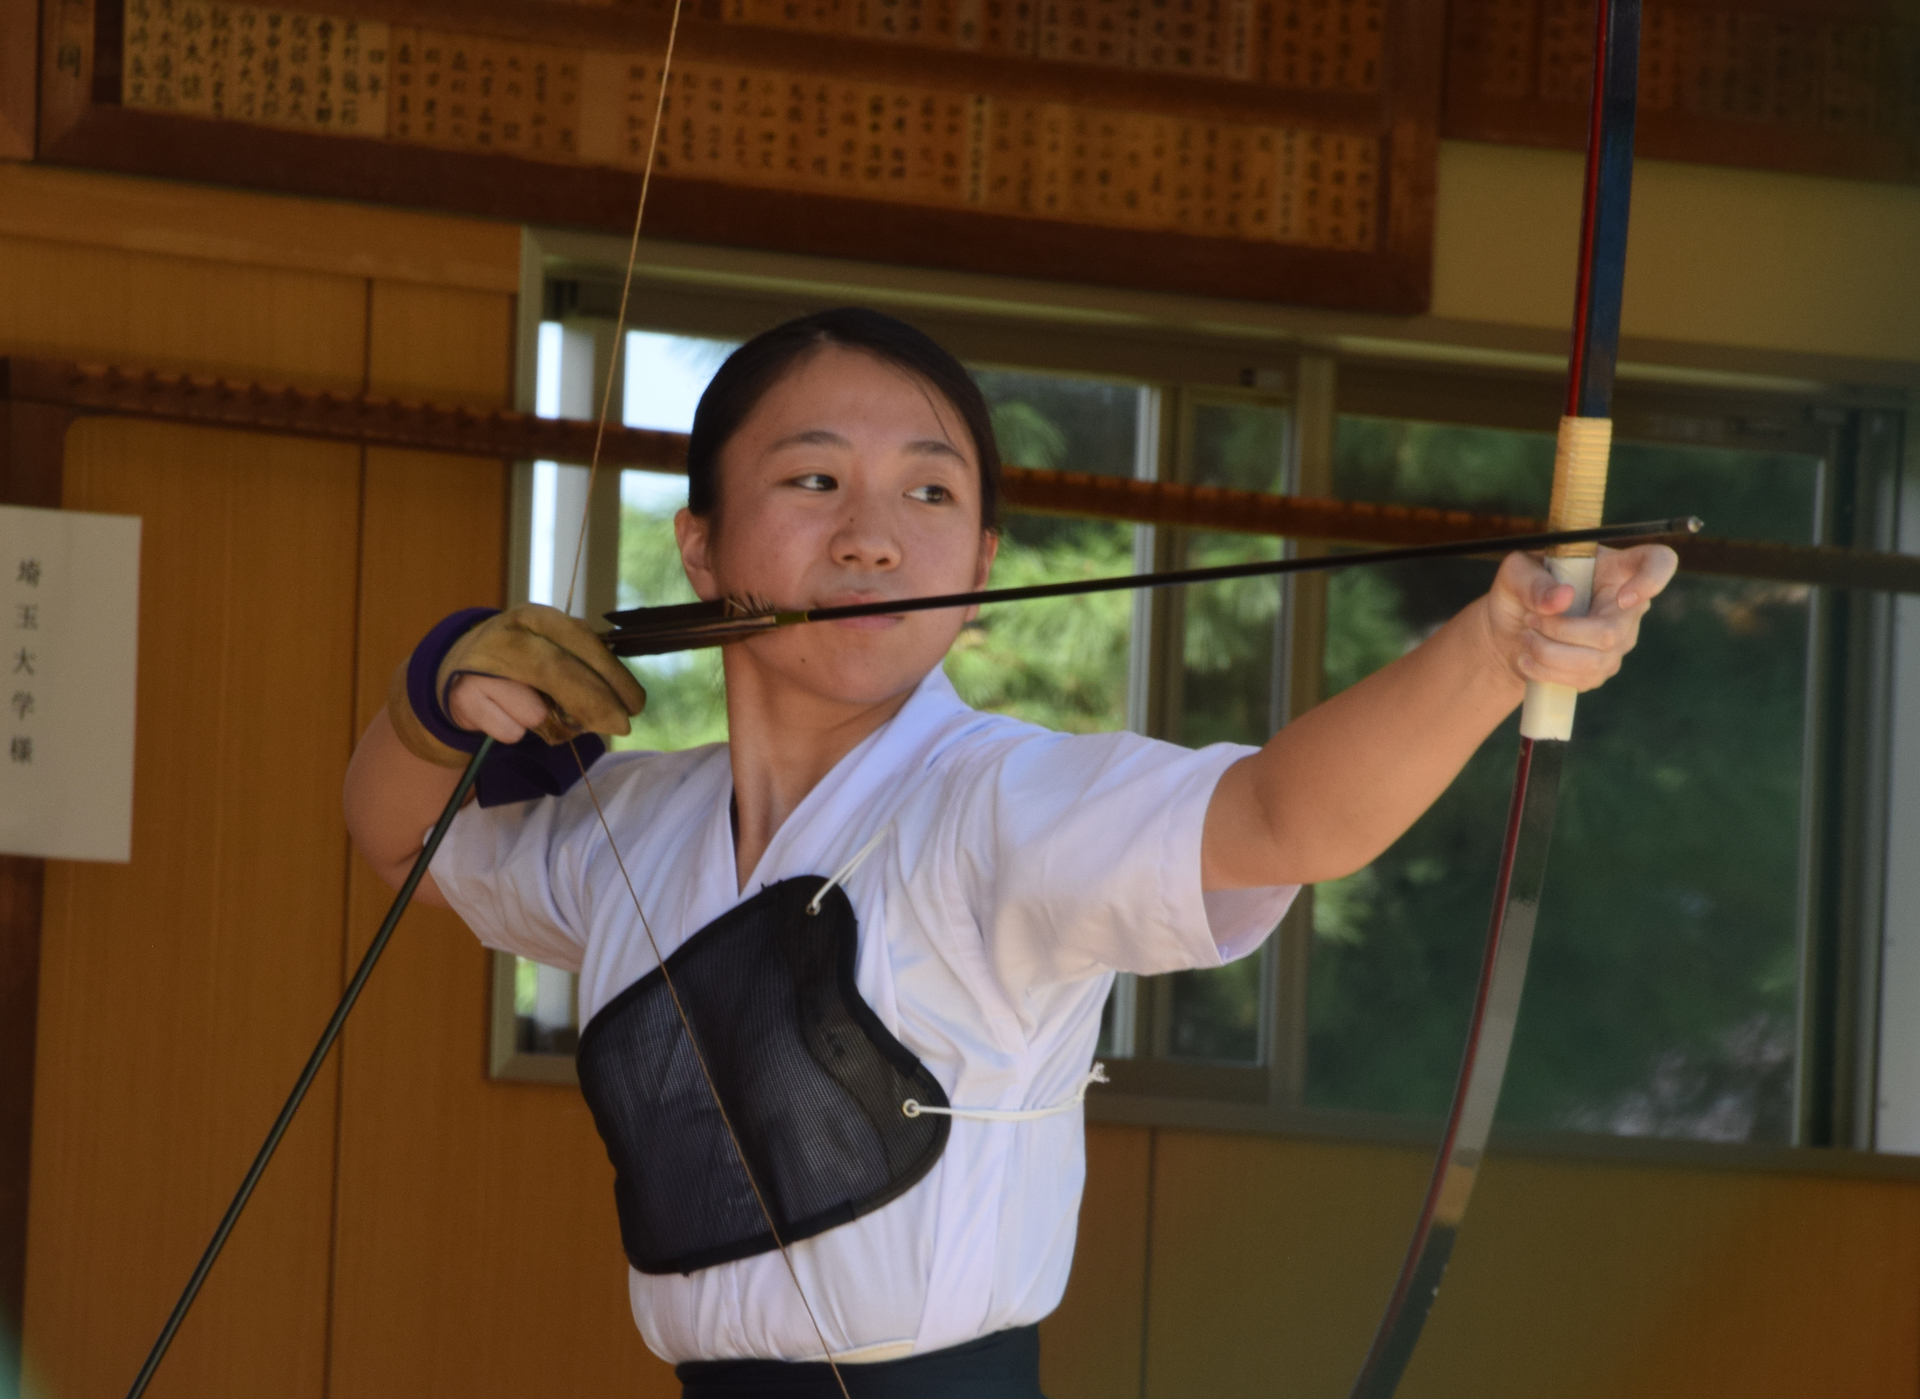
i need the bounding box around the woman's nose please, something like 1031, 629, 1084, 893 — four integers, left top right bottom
830, 493, 900, 569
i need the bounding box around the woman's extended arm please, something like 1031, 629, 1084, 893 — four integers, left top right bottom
1201, 543, 1679, 891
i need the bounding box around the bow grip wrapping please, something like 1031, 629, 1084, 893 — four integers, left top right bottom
1519, 415, 1612, 741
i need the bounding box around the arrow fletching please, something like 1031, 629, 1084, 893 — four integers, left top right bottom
604, 594, 793, 656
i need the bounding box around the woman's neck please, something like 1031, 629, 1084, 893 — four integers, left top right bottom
721, 655, 918, 890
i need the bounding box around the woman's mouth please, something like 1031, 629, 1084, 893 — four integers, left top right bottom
816, 592, 904, 632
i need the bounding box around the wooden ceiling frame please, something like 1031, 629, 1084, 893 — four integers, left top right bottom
1444, 0, 1920, 184
34, 0, 1444, 312
0, 0, 34, 158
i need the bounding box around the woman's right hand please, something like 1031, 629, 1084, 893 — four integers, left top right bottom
445, 673, 558, 745
389, 603, 648, 769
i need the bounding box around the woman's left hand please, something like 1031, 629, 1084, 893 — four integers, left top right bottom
1481, 542, 1681, 691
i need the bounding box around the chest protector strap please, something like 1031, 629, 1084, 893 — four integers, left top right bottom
575, 875, 951, 1275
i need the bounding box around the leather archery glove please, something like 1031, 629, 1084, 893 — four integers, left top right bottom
389, 604, 647, 769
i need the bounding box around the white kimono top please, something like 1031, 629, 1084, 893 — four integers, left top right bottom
432, 666, 1296, 1365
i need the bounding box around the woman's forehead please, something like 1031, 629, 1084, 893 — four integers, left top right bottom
741, 346, 972, 452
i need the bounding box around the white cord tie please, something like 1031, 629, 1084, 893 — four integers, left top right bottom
902, 1063, 1110, 1122
805, 827, 891, 916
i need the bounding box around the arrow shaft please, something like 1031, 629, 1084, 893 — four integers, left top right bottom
805, 521, 1686, 622
605, 517, 1696, 657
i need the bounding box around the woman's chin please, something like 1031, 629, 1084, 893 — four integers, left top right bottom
810, 655, 943, 708
729, 634, 948, 710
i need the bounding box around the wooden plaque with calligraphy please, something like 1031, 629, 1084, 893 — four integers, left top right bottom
33, 0, 1442, 312
1447, 0, 1920, 183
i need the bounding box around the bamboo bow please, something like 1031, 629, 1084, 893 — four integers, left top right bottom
1346, 3, 1646, 1395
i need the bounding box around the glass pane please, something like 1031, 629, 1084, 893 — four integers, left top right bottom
615, 470, 730, 752
1178, 401, 1290, 747
514, 956, 580, 1054
615, 330, 740, 753
611, 329, 741, 755
945, 371, 1141, 734
623, 330, 738, 433
1305, 417, 1818, 1143
1161, 400, 1291, 1065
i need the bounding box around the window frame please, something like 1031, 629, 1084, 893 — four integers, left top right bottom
484, 224, 1916, 1174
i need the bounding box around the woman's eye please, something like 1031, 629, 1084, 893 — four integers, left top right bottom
908, 483, 954, 504
791, 472, 838, 493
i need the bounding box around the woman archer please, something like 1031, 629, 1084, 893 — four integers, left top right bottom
343, 307, 1676, 1398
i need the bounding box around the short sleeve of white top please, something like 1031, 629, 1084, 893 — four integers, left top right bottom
432, 667, 1296, 1366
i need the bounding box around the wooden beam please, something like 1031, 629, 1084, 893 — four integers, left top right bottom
0, 0, 33, 159
7, 355, 1919, 593
2, 356, 684, 472
0, 393, 66, 1373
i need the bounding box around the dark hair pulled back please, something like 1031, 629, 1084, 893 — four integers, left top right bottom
685, 307, 1001, 531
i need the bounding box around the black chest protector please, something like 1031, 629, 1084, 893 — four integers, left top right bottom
575, 875, 952, 1276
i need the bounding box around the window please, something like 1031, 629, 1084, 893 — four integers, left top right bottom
1100, 392, 1302, 1103
951, 369, 1144, 736
1307, 415, 1820, 1142
490, 252, 1909, 1162
616, 330, 740, 753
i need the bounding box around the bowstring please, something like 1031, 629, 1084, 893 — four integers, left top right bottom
568, 745, 852, 1396
553, 8, 853, 1393
558, 0, 683, 622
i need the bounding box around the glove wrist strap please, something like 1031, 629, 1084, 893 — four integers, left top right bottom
389, 607, 498, 767
387, 606, 609, 807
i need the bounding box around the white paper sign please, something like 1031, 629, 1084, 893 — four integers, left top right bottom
0, 505, 141, 862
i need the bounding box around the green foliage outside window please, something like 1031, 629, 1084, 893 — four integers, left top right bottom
946, 372, 1140, 733
1305, 419, 1816, 1141
611, 477, 729, 754
943, 524, 1133, 730
1160, 401, 1294, 1064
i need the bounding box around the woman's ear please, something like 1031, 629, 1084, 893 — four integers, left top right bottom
963, 530, 1000, 622
973, 529, 999, 590
674, 507, 721, 602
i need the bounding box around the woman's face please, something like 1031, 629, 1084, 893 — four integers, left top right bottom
674, 345, 998, 709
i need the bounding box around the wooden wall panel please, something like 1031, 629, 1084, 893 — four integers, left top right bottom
325, 280, 676, 1395
1404, 1155, 1920, 1399
26, 419, 361, 1399
0, 164, 521, 292
0, 231, 367, 387
365, 282, 520, 408
1039, 1124, 1153, 1399
1142, 1130, 1430, 1398
1141, 1130, 1920, 1399
325, 444, 671, 1396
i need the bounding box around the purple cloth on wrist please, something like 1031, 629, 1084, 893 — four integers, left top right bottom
407, 606, 609, 807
